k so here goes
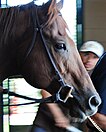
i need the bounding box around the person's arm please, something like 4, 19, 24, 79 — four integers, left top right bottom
88, 113, 106, 131
41, 89, 70, 128
91, 113, 106, 130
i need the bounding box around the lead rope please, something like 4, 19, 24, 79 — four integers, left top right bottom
87, 116, 104, 132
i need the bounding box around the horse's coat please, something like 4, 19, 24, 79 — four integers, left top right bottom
0, 0, 101, 130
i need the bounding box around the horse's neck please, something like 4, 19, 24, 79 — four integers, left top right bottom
0, 5, 33, 82
0, 45, 19, 82
0, 57, 18, 82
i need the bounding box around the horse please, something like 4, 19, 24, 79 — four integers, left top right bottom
0, 0, 101, 131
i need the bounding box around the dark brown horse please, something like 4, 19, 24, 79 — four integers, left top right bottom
0, 0, 101, 131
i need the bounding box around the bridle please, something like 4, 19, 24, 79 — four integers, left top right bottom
31, 6, 75, 103
1, 4, 74, 106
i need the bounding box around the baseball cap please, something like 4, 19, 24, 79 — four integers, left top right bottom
79, 41, 104, 57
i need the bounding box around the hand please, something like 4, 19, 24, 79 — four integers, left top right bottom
54, 115, 70, 128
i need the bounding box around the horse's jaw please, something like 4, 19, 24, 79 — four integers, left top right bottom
69, 105, 87, 123
70, 112, 87, 123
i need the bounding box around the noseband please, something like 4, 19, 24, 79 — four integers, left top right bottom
1, 6, 74, 106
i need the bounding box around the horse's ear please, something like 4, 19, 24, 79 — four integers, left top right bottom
56, 0, 64, 11
41, 0, 56, 15
41, 0, 63, 21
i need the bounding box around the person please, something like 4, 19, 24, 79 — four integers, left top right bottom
31, 40, 105, 132
79, 41, 104, 75
79, 41, 106, 131
89, 52, 106, 132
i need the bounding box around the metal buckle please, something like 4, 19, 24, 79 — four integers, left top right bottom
56, 85, 73, 103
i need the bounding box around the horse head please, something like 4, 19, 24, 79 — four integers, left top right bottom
21, 0, 101, 122
0, 0, 101, 123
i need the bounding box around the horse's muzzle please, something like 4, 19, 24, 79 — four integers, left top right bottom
87, 95, 101, 115
56, 84, 101, 117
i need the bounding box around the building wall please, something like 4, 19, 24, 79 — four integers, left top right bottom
83, 0, 106, 50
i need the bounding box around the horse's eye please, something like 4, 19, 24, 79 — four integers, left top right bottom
54, 43, 66, 51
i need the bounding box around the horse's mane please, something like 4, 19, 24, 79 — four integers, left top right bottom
41, 0, 68, 37
0, 2, 34, 45
0, 1, 68, 46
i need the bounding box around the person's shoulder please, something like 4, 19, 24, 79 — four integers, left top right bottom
91, 52, 106, 78
91, 52, 106, 91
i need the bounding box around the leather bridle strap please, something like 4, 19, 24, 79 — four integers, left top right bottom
34, 7, 74, 103
0, 87, 57, 106
35, 6, 66, 87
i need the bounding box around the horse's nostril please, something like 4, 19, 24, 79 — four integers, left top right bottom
89, 95, 101, 108
90, 97, 99, 106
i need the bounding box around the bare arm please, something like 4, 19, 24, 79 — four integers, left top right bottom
41, 89, 70, 128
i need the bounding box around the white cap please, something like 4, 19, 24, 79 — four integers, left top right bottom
79, 41, 104, 57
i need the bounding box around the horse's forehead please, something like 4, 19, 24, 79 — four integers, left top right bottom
56, 16, 67, 33
46, 16, 67, 39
